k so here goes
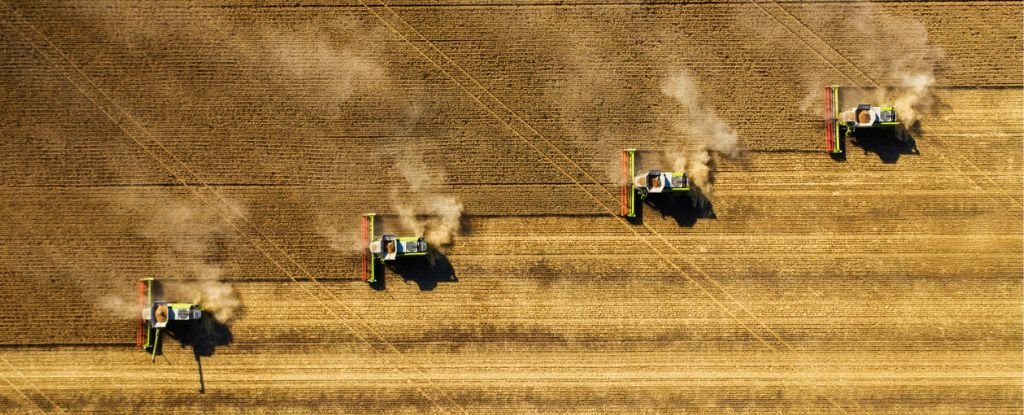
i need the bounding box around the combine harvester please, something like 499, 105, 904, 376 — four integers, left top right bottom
620, 148, 690, 218
137, 278, 203, 362
824, 85, 900, 155
360, 213, 428, 284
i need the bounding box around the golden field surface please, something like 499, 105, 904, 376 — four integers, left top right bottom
0, 1, 1021, 413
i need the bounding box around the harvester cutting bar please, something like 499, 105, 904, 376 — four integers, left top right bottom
620, 149, 636, 218
620, 151, 627, 216
135, 280, 145, 347
139, 278, 155, 351
824, 86, 842, 154
360, 215, 369, 282
362, 213, 377, 284
824, 86, 833, 153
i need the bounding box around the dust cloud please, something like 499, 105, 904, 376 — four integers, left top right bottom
854, 7, 944, 129
100, 292, 141, 320
395, 156, 464, 247
258, 26, 390, 106
143, 199, 243, 322
318, 152, 464, 253
77, 6, 397, 122
888, 71, 937, 130
785, 5, 944, 127
101, 195, 243, 323
318, 225, 365, 254
660, 70, 741, 194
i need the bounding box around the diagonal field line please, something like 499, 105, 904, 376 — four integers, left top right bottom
766, 0, 1024, 220
7, 1, 842, 411
751, 1, 1024, 409
9, 0, 805, 365
0, 369, 46, 415
1, 19, 461, 415
1, 23, 460, 415
755, 0, 1024, 216
0, 354, 65, 414
360, 13, 857, 414
357, 2, 863, 411
348, 11, 892, 411
357, 0, 812, 353
0, 4, 464, 413
762, 0, 1023, 212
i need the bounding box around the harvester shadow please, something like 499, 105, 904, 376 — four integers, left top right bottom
459, 215, 473, 236
642, 189, 716, 227
386, 250, 458, 291
165, 311, 233, 394
850, 127, 919, 163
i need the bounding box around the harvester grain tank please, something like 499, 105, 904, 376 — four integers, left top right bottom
360, 213, 428, 284
824, 85, 900, 155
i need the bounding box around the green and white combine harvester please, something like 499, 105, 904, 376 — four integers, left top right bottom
620, 148, 690, 218
824, 85, 900, 155
360, 213, 428, 284
137, 278, 203, 362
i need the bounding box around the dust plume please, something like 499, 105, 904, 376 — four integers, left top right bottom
887, 71, 937, 129
76, 6, 399, 126
660, 70, 741, 194
785, 5, 944, 128
318, 224, 365, 253
100, 292, 140, 320
142, 200, 243, 322
101, 195, 244, 323
394, 156, 464, 247
856, 7, 944, 129
263, 33, 388, 105
397, 194, 465, 247
164, 279, 241, 323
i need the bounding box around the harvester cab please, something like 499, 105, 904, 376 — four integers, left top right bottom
635, 170, 689, 195
137, 278, 203, 362
361, 213, 428, 284
824, 86, 899, 155
369, 234, 428, 261
143, 302, 202, 329
620, 148, 690, 218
